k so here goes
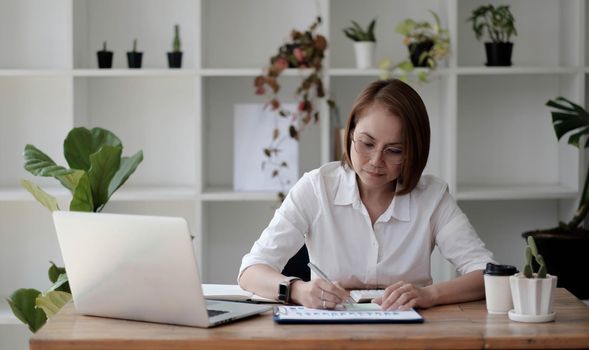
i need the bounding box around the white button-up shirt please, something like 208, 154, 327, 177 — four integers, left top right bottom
239, 162, 495, 289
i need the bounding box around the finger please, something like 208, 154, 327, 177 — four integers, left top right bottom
388, 290, 414, 311
398, 298, 417, 311
321, 282, 348, 304
381, 283, 407, 310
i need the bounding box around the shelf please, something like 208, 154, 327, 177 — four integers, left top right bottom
0, 186, 195, 202
456, 184, 578, 201
201, 188, 280, 202
456, 66, 580, 75
73, 69, 197, 77
0, 69, 69, 77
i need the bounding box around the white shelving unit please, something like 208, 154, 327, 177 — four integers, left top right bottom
0, 0, 586, 346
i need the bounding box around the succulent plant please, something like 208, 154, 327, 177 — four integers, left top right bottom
342, 18, 376, 42
132, 38, 138, 52
523, 236, 547, 278
172, 24, 181, 52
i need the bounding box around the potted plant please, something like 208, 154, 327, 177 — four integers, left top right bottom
342, 18, 377, 69
380, 10, 450, 82
509, 236, 557, 323
7, 127, 143, 332
521, 97, 589, 300
168, 24, 182, 68
127, 38, 143, 69
96, 41, 113, 69
254, 16, 331, 200
468, 4, 517, 66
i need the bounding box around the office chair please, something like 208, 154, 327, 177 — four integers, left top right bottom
281, 245, 310, 281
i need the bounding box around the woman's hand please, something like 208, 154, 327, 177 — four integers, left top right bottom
290, 279, 350, 309
373, 281, 435, 311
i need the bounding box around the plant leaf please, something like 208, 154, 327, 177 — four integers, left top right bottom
48, 261, 66, 283
63, 127, 122, 171
20, 180, 59, 211
69, 172, 94, 212
7, 288, 47, 333
107, 150, 143, 199
23, 144, 75, 183
87, 145, 122, 211
45, 273, 70, 294
56, 170, 86, 193
35, 291, 72, 319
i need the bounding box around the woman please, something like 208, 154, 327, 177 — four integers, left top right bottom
238, 79, 495, 311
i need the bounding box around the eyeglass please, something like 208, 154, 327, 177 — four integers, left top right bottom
351, 137, 404, 165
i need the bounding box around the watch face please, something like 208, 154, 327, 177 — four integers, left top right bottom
278, 282, 288, 302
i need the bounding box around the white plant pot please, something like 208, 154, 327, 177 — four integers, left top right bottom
354, 42, 375, 69
509, 273, 557, 322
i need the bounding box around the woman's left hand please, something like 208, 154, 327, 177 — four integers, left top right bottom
372, 281, 435, 311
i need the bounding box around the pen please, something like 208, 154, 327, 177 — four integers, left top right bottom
307, 262, 355, 304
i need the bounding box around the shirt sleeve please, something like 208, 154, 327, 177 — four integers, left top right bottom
238, 172, 319, 282
432, 188, 496, 275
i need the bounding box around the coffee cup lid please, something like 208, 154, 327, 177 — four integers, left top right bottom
484, 262, 518, 276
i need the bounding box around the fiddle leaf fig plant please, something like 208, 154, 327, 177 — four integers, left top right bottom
546, 97, 589, 230
7, 127, 143, 332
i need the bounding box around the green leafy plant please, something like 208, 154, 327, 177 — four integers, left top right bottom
342, 18, 376, 42
468, 5, 517, 43
7, 127, 143, 332
172, 24, 181, 52
546, 97, 589, 230
254, 17, 330, 199
523, 236, 547, 278
380, 10, 450, 82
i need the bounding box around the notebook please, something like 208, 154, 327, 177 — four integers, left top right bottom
202, 284, 276, 303
273, 304, 423, 324
52, 211, 272, 328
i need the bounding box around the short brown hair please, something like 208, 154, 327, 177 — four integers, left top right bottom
341, 79, 430, 195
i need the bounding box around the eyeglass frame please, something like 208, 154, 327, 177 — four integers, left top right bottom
350, 134, 405, 165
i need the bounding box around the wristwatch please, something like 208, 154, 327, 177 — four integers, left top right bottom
278, 276, 301, 304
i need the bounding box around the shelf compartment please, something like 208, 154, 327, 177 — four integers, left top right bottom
202, 202, 277, 283
329, 0, 448, 69
73, 0, 197, 69
457, 75, 580, 194
455, 66, 580, 75
0, 76, 72, 188
202, 76, 321, 191
202, 0, 322, 69
457, 0, 582, 67
73, 76, 197, 187
0, 0, 70, 69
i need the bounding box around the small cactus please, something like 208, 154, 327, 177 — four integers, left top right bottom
132, 39, 138, 52
172, 24, 181, 52
523, 236, 547, 278
102, 41, 107, 52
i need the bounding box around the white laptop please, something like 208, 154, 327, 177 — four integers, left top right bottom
52, 211, 271, 327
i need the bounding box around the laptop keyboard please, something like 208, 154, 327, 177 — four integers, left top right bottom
207, 309, 229, 317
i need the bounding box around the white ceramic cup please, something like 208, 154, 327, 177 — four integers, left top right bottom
483, 263, 518, 314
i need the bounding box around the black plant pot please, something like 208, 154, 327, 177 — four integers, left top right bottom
167, 52, 183, 68
409, 40, 434, 67
523, 229, 589, 299
96, 51, 113, 69
485, 42, 513, 66
126, 52, 143, 69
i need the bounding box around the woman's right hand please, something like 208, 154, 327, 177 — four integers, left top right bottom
290, 279, 350, 309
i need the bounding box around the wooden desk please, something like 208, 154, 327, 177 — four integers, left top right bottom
30, 288, 589, 350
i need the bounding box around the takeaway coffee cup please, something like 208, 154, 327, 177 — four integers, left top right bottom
484, 263, 518, 314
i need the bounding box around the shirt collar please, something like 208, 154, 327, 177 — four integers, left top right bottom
333, 166, 411, 222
